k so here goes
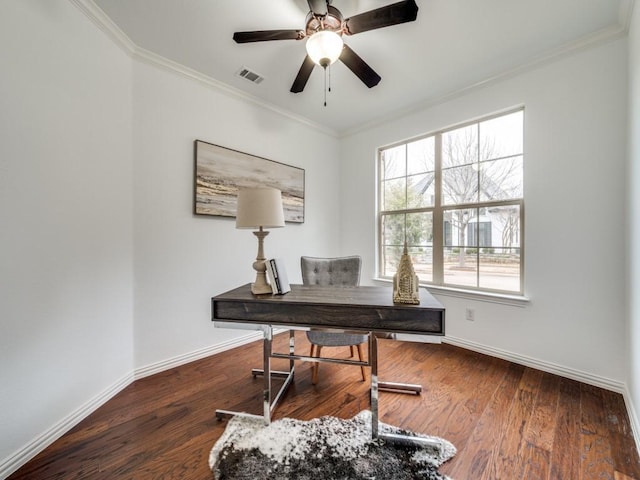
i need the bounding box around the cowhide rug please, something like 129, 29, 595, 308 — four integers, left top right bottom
209, 410, 456, 479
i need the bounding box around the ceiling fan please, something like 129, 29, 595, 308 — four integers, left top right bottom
233, 0, 419, 94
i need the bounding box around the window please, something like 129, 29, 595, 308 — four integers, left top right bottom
378, 109, 524, 295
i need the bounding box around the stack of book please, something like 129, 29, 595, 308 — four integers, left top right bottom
265, 258, 291, 295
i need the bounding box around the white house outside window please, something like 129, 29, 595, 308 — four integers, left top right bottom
378, 109, 524, 295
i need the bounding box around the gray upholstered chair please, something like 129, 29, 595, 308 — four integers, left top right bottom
301, 255, 368, 384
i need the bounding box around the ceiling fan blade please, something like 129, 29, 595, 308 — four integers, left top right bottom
339, 44, 381, 88
307, 0, 328, 16
290, 55, 315, 93
233, 30, 304, 43
344, 0, 418, 35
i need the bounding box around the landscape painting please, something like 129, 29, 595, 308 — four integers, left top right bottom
194, 140, 305, 223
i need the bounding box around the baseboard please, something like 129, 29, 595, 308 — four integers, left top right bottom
443, 335, 626, 393
0, 371, 134, 480
623, 385, 640, 454
133, 331, 264, 380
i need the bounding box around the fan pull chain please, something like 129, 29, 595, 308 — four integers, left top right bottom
323, 65, 332, 107
323, 67, 327, 107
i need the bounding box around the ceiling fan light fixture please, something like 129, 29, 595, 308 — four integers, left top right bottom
306, 30, 343, 68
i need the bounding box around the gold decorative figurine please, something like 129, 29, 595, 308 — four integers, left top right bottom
393, 242, 420, 304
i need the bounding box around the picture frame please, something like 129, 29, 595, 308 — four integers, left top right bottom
194, 140, 305, 223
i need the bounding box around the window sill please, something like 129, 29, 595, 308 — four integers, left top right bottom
372, 278, 530, 307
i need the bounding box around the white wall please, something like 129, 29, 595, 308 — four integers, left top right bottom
0, 2, 342, 473
341, 38, 629, 386
628, 2, 640, 439
131, 59, 342, 368
0, 0, 134, 472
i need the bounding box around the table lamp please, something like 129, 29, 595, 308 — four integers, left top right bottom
236, 187, 285, 294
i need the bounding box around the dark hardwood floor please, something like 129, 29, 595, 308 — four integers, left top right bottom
8, 333, 640, 479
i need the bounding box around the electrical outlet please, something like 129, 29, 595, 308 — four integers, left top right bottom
465, 308, 475, 321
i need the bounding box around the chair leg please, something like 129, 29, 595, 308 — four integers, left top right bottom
349, 345, 356, 358
311, 345, 322, 385
356, 344, 366, 381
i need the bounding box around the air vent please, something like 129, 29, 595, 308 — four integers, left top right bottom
236, 67, 264, 85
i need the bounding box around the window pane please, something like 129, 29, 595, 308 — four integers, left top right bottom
443, 208, 480, 287
382, 212, 432, 248
381, 213, 405, 248
410, 246, 433, 282
443, 208, 477, 248
443, 246, 478, 288
383, 246, 403, 276
384, 246, 433, 282
477, 205, 521, 292
407, 137, 435, 174
442, 165, 478, 205
480, 155, 523, 201
405, 211, 433, 247
468, 221, 491, 247
442, 124, 478, 168
485, 205, 521, 250
480, 110, 523, 161
407, 173, 435, 208
381, 212, 432, 280
479, 247, 521, 291
384, 246, 434, 282
383, 177, 406, 211
381, 145, 406, 180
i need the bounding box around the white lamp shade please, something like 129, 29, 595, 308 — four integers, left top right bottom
236, 187, 285, 229
306, 30, 344, 67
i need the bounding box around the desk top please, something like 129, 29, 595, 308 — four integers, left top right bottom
212, 283, 445, 335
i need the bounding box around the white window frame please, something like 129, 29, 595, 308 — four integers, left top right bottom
376, 108, 525, 299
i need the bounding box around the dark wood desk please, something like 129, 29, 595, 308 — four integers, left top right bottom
212, 283, 445, 444
213, 283, 445, 334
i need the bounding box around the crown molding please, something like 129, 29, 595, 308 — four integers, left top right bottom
342, 21, 630, 137
132, 46, 339, 137
68, 0, 339, 138
68, 0, 136, 54
620, 0, 636, 31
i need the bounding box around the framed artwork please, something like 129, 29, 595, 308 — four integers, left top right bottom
194, 140, 305, 223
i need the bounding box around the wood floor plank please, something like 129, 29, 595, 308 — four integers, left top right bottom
520, 442, 552, 480
616, 472, 639, 480
581, 383, 615, 479
524, 372, 560, 451
7, 339, 639, 480
550, 376, 582, 480
489, 367, 544, 479
602, 388, 640, 478
443, 361, 525, 479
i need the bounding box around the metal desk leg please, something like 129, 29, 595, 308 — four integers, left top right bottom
288, 330, 295, 373
262, 326, 272, 425
371, 333, 441, 449
252, 330, 296, 378
370, 333, 379, 439
216, 327, 295, 424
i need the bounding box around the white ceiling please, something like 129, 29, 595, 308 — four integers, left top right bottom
92, 0, 631, 135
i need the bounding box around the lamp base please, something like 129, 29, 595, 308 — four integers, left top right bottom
251, 281, 273, 295
250, 229, 272, 295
